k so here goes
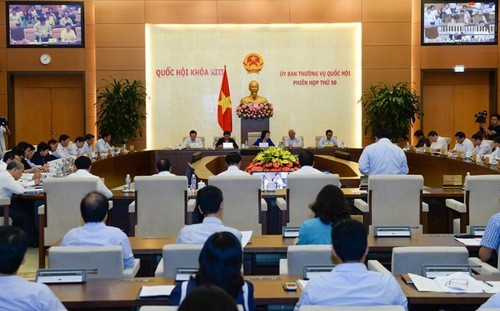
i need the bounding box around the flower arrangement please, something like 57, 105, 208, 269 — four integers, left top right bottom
236, 102, 274, 119
245, 147, 300, 173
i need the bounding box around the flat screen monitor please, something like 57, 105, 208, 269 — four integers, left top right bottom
421, 1, 497, 45
7, 2, 84, 47
251, 171, 290, 190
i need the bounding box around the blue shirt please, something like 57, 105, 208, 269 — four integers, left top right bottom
294, 263, 408, 311
60, 222, 135, 269
252, 138, 275, 147
481, 213, 500, 252
296, 217, 332, 245
480, 292, 500, 308
0, 275, 66, 311
358, 138, 409, 175
169, 279, 255, 311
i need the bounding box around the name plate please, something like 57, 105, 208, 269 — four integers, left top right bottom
303, 265, 335, 280
36, 269, 86, 284
258, 143, 269, 148
422, 264, 472, 278
470, 226, 486, 237
175, 267, 198, 282
374, 226, 412, 237
282, 226, 300, 238
222, 142, 234, 149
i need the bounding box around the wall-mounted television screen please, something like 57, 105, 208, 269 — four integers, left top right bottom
421, 1, 497, 45
6, 2, 84, 47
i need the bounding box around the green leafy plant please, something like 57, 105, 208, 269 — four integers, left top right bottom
359, 82, 423, 143
95, 79, 147, 144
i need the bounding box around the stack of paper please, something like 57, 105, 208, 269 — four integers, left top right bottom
409, 272, 489, 293
138, 285, 175, 298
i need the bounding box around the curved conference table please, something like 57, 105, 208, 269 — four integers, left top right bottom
91, 147, 499, 189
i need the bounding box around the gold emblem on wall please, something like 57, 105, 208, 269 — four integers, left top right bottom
243, 52, 264, 74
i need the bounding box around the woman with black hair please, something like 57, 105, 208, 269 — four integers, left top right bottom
169, 231, 255, 311
296, 184, 350, 245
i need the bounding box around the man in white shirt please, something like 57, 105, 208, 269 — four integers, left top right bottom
68, 136, 85, 156
491, 137, 500, 159
95, 132, 113, 154
53, 134, 70, 159
358, 128, 408, 175
0, 160, 38, 247
176, 185, 242, 244
0, 151, 19, 172
0, 226, 66, 310
317, 129, 338, 147
218, 152, 249, 176
153, 158, 176, 176
452, 131, 473, 155
182, 130, 203, 149
0, 118, 11, 157
285, 129, 303, 148
66, 156, 113, 198
83, 133, 95, 154
471, 133, 492, 155
428, 131, 448, 151
294, 219, 408, 311
61, 191, 136, 269
290, 150, 323, 175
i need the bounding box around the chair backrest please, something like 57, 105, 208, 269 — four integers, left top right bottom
367, 175, 424, 230
247, 132, 261, 145
286, 174, 340, 226
287, 244, 334, 276
300, 306, 405, 311
49, 245, 124, 279
134, 175, 188, 236
161, 244, 203, 278
43, 178, 98, 246
465, 175, 500, 228
391, 246, 469, 275
442, 136, 451, 148
208, 175, 262, 233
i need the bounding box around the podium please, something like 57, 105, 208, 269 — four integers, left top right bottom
241, 118, 269, 145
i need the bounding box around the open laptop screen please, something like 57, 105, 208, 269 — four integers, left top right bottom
251, 171, 290, 190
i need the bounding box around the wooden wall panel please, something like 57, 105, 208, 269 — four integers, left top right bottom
290, 0, 361, 23
94, 1, 145, 24
51, 88, 85, 138
95, 48, 145, 71
85, 24, 96, 48
362, 22, 411, 45
218, 1, 290, 23
145, 1, 217, 24
362, 69, 411, 88
423, 72, 490, 85
362, 0, 411, 22
362, 46, 411, 68
454, 85, 489, 137
0, 94, 7, 116
96, 25, 144, 47
14, 88, 52, 143
422, 85, 455, 136
95, 71, 146, 87
6, 49, 85, 71
420, 46, 498, 69
14, 74, 82, 88
0, 49, 6, 72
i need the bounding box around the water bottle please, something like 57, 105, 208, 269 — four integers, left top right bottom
190, 174, 196, 191
260, 175, 265, 191
125, 174, 131, 190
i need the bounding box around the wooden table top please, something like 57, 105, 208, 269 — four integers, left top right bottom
49, 275, 302, 309
129, 233, 479, 255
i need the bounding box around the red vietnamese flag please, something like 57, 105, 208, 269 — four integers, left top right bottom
217, 66, 232, 132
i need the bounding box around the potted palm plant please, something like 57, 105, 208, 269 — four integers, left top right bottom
359, 82, 423, 143
95, 79, 147, 145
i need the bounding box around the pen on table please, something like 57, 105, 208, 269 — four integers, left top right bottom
484, 281, 494, 287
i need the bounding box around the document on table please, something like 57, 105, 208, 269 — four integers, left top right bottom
409, 272, 488, 293
455, 237, 482, 246
138, 285, 175, 298
241, 231, 252, 248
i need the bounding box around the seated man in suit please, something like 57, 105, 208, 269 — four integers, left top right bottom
66, 156, 112, 198
176, 185, 242, 244
60, 191, 136, 270
294, 219, 408, 310
215, 131, 238, 149
0, 226, 66, 310
290, 150, 323, 175
217, 152, 249, 176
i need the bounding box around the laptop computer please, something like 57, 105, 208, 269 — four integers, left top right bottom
251, 171, 290, 190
